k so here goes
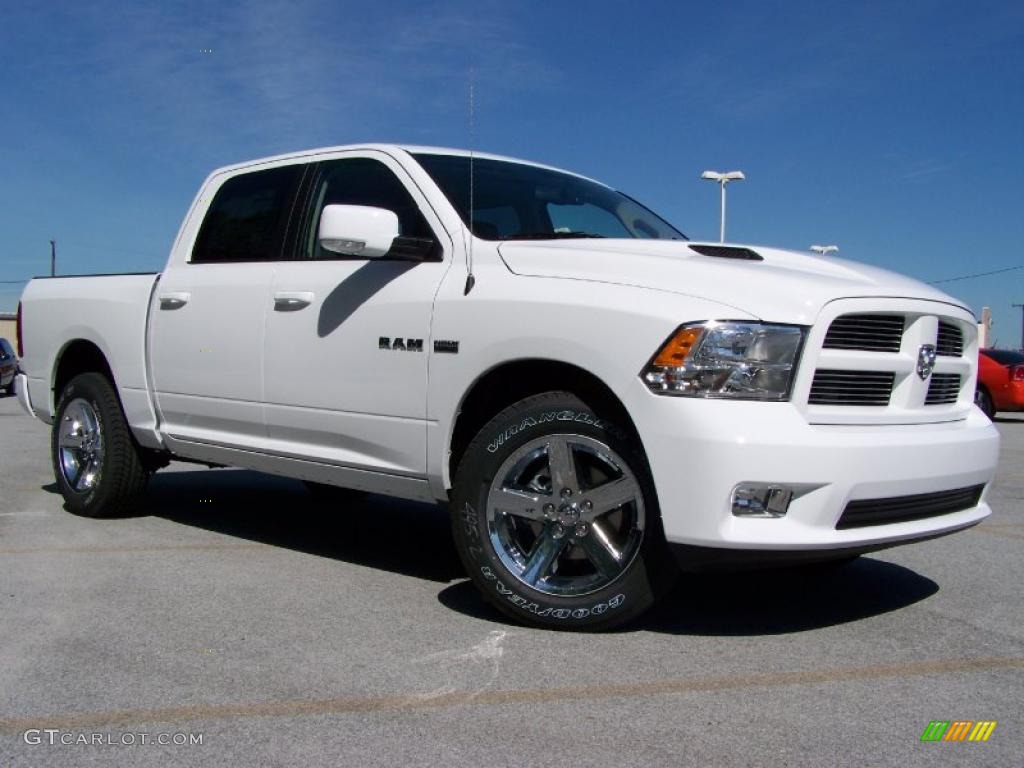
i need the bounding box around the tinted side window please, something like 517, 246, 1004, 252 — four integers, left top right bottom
302, 158, 435, 260
192, 165, 303, 263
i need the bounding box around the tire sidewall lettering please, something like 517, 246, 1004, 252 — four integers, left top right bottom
486, 409, 621, 453
477, 561, 626, 621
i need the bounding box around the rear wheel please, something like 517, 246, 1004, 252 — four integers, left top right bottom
52, 372, 148, 517
451, 391, 677, 630
974, 387, 995, 419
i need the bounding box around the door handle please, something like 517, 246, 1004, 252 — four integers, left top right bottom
273, 291, 315, 311
159, 292, 191, 310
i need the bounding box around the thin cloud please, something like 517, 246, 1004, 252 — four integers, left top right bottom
900, 162, 952, 181
14, 0, 560, 161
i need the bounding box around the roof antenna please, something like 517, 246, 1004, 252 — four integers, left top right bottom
464, 66, 476, 295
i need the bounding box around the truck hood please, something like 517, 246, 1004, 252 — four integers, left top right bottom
497, 239, 969, 323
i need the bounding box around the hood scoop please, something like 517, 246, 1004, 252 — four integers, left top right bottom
688, 244, 763, 261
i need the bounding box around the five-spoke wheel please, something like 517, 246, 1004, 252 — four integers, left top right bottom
451, 391, 677, 630
57, 398, 105, 493
51, 373, 148, 517
486, 434, 645, 597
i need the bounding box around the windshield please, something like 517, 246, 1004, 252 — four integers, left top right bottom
413, 153, 687, 241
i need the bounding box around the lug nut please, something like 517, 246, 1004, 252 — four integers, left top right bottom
574, 523, 588, 537
561, 488, 573, 498
583, 500, 593, 511
552, 524, 565, 539
543, 503, 556, 519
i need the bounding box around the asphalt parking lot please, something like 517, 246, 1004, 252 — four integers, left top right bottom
0, 393, 1021, 767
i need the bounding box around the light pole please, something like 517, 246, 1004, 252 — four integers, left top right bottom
810, 244, 839, 256
701, 170, 745, 243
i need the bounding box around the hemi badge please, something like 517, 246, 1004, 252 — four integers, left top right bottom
434, 340, 459, 354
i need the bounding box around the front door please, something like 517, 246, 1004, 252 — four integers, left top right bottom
261, 152, 451, 476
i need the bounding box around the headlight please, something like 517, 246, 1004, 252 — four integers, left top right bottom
641, 321, 806, 400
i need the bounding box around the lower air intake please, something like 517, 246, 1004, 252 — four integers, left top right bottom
836, 485, 984, 529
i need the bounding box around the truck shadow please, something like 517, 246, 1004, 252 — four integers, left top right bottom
638, 559, 938, 635
136, 467, 463, 584
438, 559, 939, 636
63, 466, 940, 635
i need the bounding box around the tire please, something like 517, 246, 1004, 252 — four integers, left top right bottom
52, 372, 148, 517
450, 391, 677, 630
974, 387, 995, 419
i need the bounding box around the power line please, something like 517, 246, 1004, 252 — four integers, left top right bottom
0, 279, 29, 284
928, 264, 1024, 285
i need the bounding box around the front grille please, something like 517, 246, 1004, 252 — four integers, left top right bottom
926, 373, 961, 405
823, 314, 904, 353
809, 370, 895, 406
836, 485, 984, 529
936, 321, 964, 357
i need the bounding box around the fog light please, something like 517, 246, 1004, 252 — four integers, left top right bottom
732, 484, 794, 518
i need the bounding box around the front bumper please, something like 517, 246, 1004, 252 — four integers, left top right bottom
14, 373, 35, 418
633, 388, 1000, 552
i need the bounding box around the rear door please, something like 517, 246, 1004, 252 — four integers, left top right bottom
149, 162, 305, 449
261, 150, 451, 476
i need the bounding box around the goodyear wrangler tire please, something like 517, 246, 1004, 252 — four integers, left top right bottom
52, 372, 148, 518
451, 391, 677, 630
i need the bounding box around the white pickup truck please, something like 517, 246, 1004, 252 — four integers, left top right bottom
15, 144, 1000, 629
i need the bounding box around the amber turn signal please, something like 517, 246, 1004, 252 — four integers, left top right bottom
652, 326, 704, 367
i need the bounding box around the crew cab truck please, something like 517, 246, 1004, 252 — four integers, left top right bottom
15, 144, 1000, 629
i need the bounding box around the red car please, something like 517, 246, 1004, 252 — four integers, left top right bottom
975, 348, 1024, 418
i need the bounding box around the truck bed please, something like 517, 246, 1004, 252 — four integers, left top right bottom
19, 273, 161, 443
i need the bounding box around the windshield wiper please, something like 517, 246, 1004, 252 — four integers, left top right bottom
503, 231, 607, 240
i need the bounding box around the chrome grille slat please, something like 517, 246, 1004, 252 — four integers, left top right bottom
809, 370, 895, 406
925, 373, 961, 405
936, 321, 964, 357
823, 314, 904, 353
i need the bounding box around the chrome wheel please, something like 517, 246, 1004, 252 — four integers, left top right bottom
486, 434, 645, 597
58, 398, 104, 492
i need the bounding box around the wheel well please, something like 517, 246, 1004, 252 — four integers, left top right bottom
448, 360, 640, 482
54, 340, 114, 401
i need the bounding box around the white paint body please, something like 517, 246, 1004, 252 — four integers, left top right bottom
16, 144, 1000, 555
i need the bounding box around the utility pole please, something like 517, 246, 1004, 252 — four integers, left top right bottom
1014, 303, 1024, 350
50, 239, 56, 277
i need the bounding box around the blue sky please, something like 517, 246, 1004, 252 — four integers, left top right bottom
2, 0, 1022, 344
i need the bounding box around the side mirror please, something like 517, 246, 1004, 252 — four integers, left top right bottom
318, 204, 400, 258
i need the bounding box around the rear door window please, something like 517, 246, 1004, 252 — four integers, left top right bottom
192, 165, 304, 263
